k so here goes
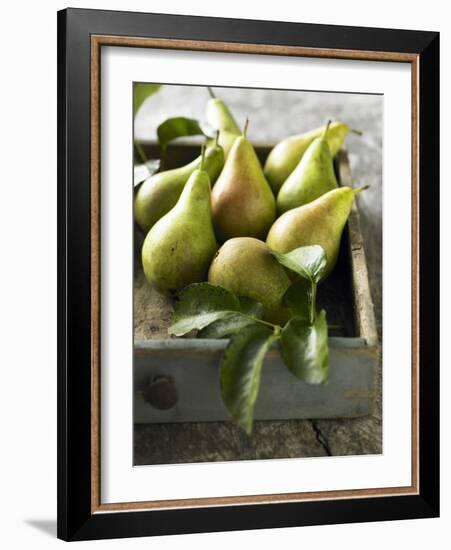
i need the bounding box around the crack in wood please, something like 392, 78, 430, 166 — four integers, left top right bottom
310, 420, 332, 456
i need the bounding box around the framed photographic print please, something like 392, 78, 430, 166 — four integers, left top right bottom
57, 7, 439, 541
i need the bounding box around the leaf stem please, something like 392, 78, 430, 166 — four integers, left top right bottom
207, 86, 216, 99
232, 311, 282, 334
247, 314, 279, 331
310, 281, 317, 324
135, 142, 148, 165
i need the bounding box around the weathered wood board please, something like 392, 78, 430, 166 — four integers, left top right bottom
135, 338, 377, 423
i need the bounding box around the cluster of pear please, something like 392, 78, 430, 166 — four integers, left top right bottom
135, 90, 365, 324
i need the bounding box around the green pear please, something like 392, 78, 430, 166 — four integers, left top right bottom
267, 186, 367, 279
141, 167, 217, 292
208, 237, 292, 325
205, 88, 241, 157
264, 121, 360, 193
211, 121, 276, 242
134, 144, 224, 234
277, 121, 338, 214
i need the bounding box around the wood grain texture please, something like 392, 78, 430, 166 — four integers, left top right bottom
96, 483, 418, 513
90, 34, 101, 514
336, 149, 379, 347
92, 35, 418, 62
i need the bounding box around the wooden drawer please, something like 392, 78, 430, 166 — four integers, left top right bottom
133, 144, 379, 424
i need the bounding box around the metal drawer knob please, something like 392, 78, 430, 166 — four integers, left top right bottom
142, 375, 178, 410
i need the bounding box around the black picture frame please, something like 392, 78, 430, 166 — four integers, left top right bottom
57, 7, 439, 541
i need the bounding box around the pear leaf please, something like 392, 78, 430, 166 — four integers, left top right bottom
157, 117, 216, 153
237, 296, 265, 318
221, 324, 276, 434
282, 279, 311, 322
281, 309, 329, 384
168, 283, 241, 336
197, 296, 264, 339
133, 83, 161, 116
133, 159, 161, 188
271, 245, 327, 284
198, 313, 259, 339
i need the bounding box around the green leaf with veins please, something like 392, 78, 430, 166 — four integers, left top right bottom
271, 245, 327, 283
198, 313, 256, 339
221, 324, 277, 434
168, 283, 241, 336
198, 297, 264, 339
237, 296, 265, 318
282, 279, 311, 322
281, 309, 329, 384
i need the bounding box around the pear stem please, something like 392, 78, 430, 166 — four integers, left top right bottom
323, 120, 332, 139
354, 184, 370, 195
215, 130, 220, 147
242, 117, 249, 138
200, 145, 206, 171
350, 128, 363, 136
207, 87, 216, 99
